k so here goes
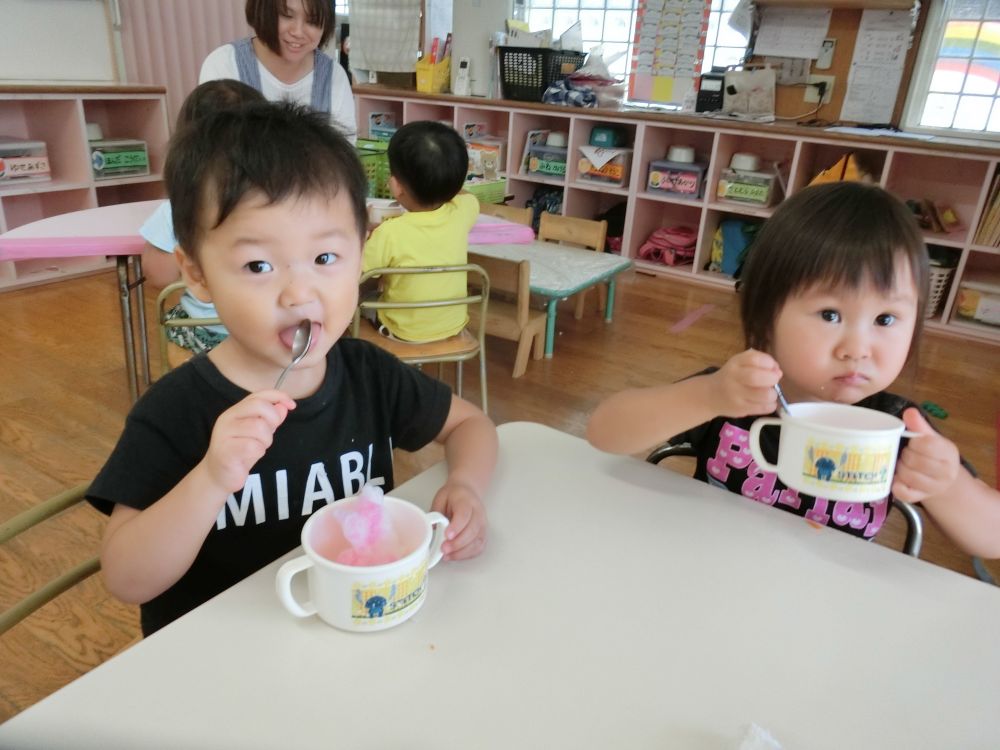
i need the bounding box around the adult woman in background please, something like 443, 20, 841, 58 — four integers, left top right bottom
199, 0, 356, 142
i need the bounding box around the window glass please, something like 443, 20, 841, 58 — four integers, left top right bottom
908, 1, 1000, 137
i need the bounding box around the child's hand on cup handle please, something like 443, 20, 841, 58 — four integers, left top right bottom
712, 348, 783, 418
431, 480, 487, 561
892, 407, 960, 504
204, 390, 296, 494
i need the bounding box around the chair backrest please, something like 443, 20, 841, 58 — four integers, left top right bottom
468, 252, 531, 328
537, 211, 608, 252
1, 484, 100, 635
479, 203, 533, 226
351, 264, 490, 357
644, 442, 924, 557
156, 281, 222, 375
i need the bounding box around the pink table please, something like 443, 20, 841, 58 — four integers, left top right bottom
0, 200, 164, 401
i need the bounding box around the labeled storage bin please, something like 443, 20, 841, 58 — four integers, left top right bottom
416, 57, 450, 94
956, 270, 1000, 327
578, 146, 632, 187
90, 138, 149, 179
647, 158, 707, 200
0, 137, 50, 182
527, 144, 567, 177
498, 47, 587, 102
716, 167, 780, 206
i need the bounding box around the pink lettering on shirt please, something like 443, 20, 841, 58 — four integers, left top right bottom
741, 460, 780, 505
805, 498, 831, 526
706, 423, 753, 482
831, 501, 871, 531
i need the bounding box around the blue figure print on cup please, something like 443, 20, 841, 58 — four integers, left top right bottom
365, 595, 387, 618
815, 456, 837, 481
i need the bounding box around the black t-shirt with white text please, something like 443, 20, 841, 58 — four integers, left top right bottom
88, 339, 452, 634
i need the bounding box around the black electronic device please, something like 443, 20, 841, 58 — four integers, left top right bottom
695, 72, 726, 113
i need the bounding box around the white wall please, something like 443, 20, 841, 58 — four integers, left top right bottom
451, 0, 512, 97
0, 0, 116, 84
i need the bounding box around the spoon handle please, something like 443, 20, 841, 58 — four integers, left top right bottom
274, 365, 293, 390
774, 383, 792, 414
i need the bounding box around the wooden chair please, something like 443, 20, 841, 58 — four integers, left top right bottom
156, 281, 223, 375
645, 443, 924, 557
468, 252, 546, 378
479, 203, 533, 226
537, 212, 608, 319
351, 264, 490, 414
1, 484, 101, 635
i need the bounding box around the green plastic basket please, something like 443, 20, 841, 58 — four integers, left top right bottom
356, 139, 390, 199
466, 178, 506, 204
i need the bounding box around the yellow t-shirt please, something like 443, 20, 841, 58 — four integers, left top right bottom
362, 192, 479, 342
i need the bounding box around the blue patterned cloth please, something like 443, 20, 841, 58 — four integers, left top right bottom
541, 79, 597, 107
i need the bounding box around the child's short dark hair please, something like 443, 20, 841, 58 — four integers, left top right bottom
740, 181, 929, 352
175, 80, 265, 129
246, 0, 334, 53
387, 121, 468, 207
165, 101, 368, 261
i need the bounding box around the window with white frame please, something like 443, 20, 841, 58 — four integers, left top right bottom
523, 0, 748, 83
906, 0, 1000, 136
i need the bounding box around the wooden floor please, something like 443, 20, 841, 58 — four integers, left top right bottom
1, 268, 998, 721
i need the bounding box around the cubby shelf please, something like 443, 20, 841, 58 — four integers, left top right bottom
368, 87, 1000, 344
0, 85, 169, 291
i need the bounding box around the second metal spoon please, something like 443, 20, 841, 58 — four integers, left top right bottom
275, 319, 312, 390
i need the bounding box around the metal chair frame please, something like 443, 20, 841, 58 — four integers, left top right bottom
352, 264, 490, 414
1, 484, 100, 635
155, 281, 223, 376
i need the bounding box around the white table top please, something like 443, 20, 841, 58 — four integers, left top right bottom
471, 240, 632, 297
2, 422, 998, 749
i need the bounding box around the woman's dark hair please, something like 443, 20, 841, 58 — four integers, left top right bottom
387, 121, 469, 208
166, 101, 368, 261
246, 0, 334, 54
175, 80, 265, 129
739, 181, 929, 353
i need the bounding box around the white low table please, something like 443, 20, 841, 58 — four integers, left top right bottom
1, 422, 997, 749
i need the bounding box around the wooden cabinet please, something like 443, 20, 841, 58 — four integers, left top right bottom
0, 85, 169, 290
356, 86, 1000, 344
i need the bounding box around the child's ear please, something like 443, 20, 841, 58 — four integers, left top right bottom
388, 175, 404, 201
174, 246, 212, 303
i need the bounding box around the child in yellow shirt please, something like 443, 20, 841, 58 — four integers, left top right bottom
362, 121, 479, 342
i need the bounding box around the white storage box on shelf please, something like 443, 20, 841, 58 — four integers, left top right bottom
0, 137, 50, 184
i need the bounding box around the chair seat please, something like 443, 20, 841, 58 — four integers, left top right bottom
355, 322, 480, 361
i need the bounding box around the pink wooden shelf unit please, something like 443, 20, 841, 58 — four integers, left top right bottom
0, 200, 163, 401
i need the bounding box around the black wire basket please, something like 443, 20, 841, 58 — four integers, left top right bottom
498, 47, 587, 102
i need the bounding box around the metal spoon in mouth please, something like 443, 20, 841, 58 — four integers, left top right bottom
774, 383, 792, 415
274, 319, 312, 390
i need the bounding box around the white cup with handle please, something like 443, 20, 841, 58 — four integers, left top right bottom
748, 402, 919, 502
276, 495, 449, 632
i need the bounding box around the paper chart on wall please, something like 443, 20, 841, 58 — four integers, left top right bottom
628, 0, 711, 106
839, 9, 911, 124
